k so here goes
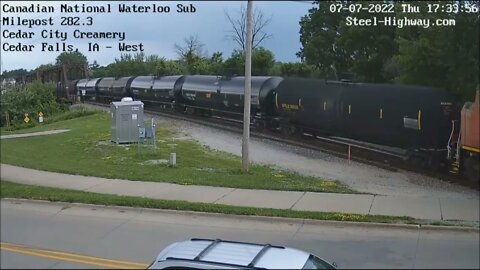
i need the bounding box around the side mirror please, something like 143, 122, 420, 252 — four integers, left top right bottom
332, 261, 338, 268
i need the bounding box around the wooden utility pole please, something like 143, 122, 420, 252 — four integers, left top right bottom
84, 62, 89, 79
62, 64, 69, 98
242, 0, 253, 173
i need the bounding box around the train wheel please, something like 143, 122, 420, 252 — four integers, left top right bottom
426, 155, 440, 171
254, 120, 266, 129
184, 107, 193, 114
280, 125, 296, 136
406, 148, 429, 169
405, 148, 415, 162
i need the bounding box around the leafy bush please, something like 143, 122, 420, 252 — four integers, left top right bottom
0, 81, 65, 128
43, 107, 99, 124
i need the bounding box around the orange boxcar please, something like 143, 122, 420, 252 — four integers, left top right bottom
460, 91, 480, 151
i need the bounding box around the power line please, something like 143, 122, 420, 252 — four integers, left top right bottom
288, 0, 316, 4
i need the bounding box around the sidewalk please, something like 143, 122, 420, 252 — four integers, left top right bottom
0, 129, 70, 139
1, 164, 478, 222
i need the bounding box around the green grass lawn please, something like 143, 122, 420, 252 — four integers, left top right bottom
0, 110, 356, 193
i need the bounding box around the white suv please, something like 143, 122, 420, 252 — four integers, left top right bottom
148, 238, 337, 269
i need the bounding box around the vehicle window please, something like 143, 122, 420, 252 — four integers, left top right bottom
302, 255, 335, 269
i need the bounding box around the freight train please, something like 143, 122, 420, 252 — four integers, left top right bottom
58, 75, 479, 182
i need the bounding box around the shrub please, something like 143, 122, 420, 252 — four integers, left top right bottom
0, 81, 65, 127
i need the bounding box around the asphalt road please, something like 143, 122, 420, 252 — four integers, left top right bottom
1, 199, 479, 269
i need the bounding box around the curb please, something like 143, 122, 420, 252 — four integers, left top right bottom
2, 198, 478, 233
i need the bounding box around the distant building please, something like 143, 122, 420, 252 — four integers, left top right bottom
1, 78, 16, 93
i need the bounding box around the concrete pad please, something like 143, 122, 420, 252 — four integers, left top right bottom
370, 196, 441, 220
142, 184, 234, 204
216, 189, 304, 209
440, 198, 480, 222
292, 192, 374, 214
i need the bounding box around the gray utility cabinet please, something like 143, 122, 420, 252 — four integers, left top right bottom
110, 100, 144, 143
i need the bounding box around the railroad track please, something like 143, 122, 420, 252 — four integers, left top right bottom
83, 101, 478, 190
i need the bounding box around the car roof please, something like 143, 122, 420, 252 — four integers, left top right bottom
154, 238, 311, 269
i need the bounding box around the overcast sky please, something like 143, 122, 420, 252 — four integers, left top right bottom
0, 1, 313, 72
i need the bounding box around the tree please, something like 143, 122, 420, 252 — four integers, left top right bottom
223, 50, 245, 76
392, 0, 479, 100
207, 52, 224, 74
223, 47, 275, 76
298, 0, 397, 82
297, 0, 351, 79
145, 55, 160, 75
54, 52, 88, 79
91, 53, 189, 77
269, 61, 283, 76
89, 60, 101, 77
55, 52, 87, 66
174, 35, 204, 59
280, 62, 315, 78
174, 35, 206, 74
155, 59, 186, 75
1, 68, 29, 80
189, 54, 209, 75
89, 60, 100, 70
252, 47, 275, 75
296, 0, 479, 95
35, 64, 55, 72
225, 5, 272, 51
336, 1, 396, 82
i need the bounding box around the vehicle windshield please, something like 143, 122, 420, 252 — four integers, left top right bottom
302, 255, 336, 269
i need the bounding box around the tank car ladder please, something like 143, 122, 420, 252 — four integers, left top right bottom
447, 120, 460, 174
